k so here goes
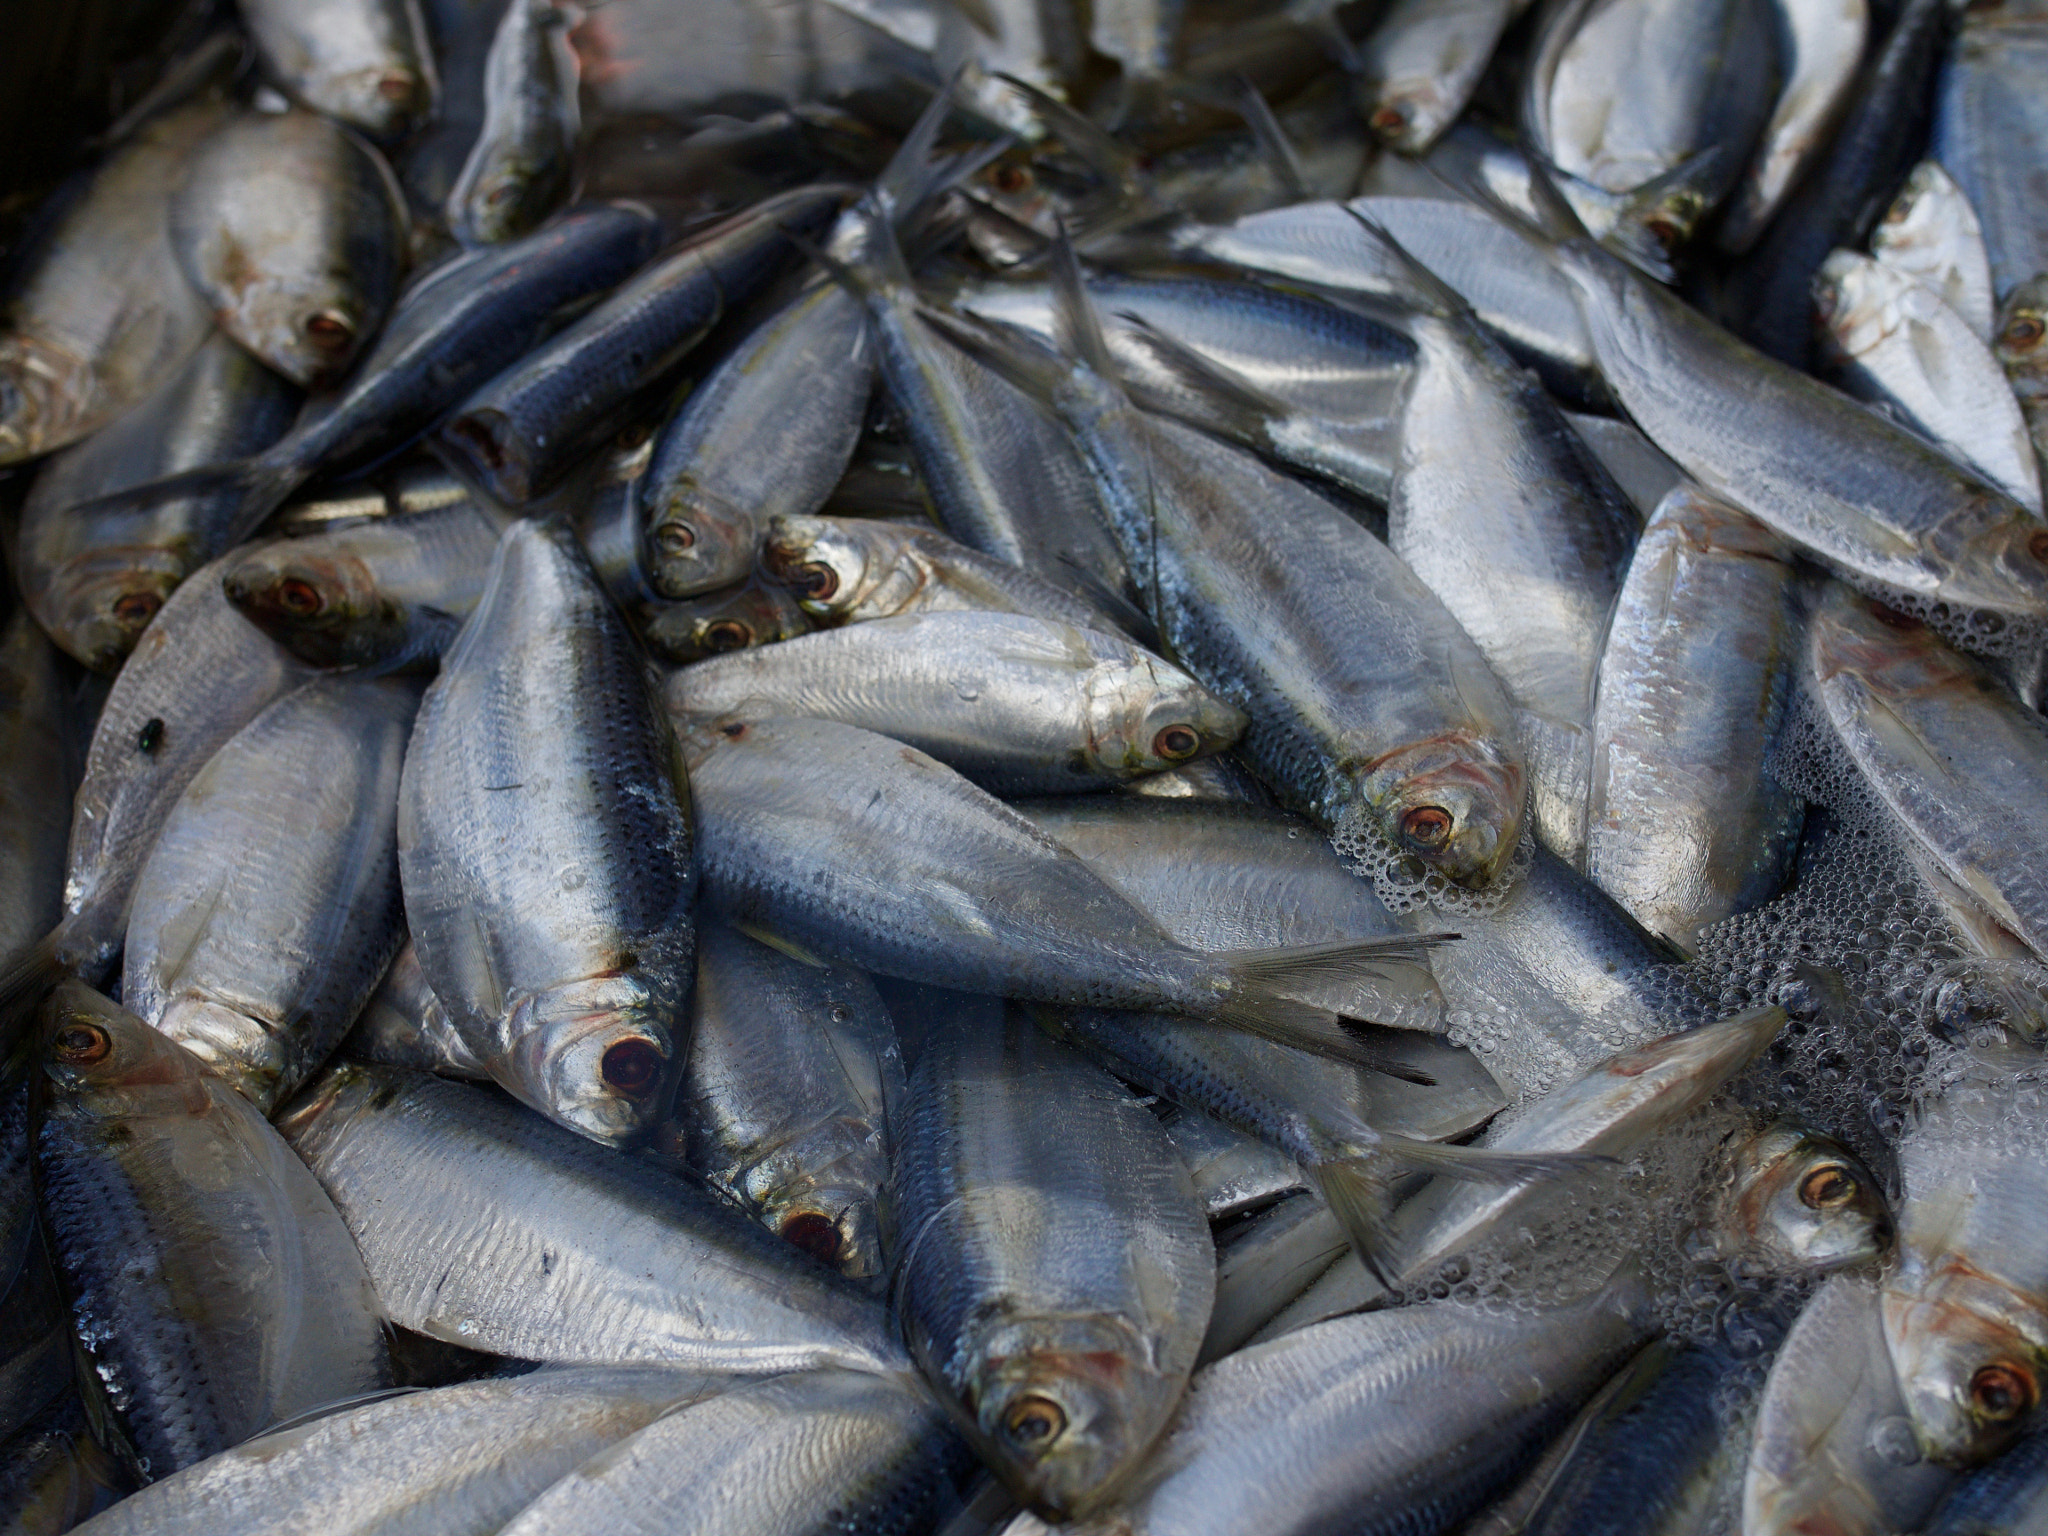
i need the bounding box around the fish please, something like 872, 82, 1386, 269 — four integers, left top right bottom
889, 1005, 1213, 1518
168, 106, 410, 386
1164, 1109, 1307, 1220
276, 1061, 911, 1377
1870, 160, 1998, 342
1932, 0, 2048, 305
1815, 249, 2043, 511
446, 0, 580, 244
0, 615, 73, 977
678, 712, 1449, 1064
436, 185, 850, 503
0, 96, 221, 464
241, 0, 440, 141
62, 1366, 737, 1536
221, 496, 507, 670
35, 981, 391, 1482
1807, 583, 2048, 965
663, 611, 1246, 794
1357, 0, 1521, 156
1586, 486, 1804, 952
1923, 1423, 2048, 1534
0, 1391, 127, 1534
397, 517, 696, 1146
1995, 276, 2048, 484
494, 1369, 976, 1536
653, 922, 901, 1280
1562, 410, 1682, 519
16, 333, 300, 671
120, 676, 417, 1112
0, 1240, 74, 1453
638, 579, 817, 664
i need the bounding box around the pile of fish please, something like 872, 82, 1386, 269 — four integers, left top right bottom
2, 0, 2048, 1529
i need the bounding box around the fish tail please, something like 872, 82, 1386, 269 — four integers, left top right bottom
871, 80, 1012, 235
1312, 1158, 1400, 1287
60, 456, 295, 549
1215, 934, 1459, 1062
1340, 205, 1475, 324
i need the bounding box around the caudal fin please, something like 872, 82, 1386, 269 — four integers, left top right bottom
1217, 933, 1457, 1049
60, 456, 299, 550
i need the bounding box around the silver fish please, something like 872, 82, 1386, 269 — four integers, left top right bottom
1163, 1110, 1306, 1220
169, 107, 410, 386
1586, 486, 1803, 952
446, 0, 580, 244
638, 580, 817, 665
1706, 1120, 1890, 1276
1357, 0, 1521, 155
1871, 161, 1998, 341
890, 1007, 1212, 1518
65, 1366, 735, 1536
36, 983, 390, 1482
277, 1062, 909, 1378
1816, 250, 2043, 512
663, 611, 1245, 795
398, 517, 695, 1146
1923, 1423, 2048, 1534
657, 922, 901, 1280
0, 615, 72, 977
242, 0, 440, 141
121, 676, 417, 1112
1808, 583, 2048, 964
1994, 277, 2048, 486
1563, 410, 1682, 520
494, 1369, 973, 1536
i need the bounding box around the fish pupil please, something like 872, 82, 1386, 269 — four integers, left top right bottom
702, 620, 751, 652
53, 1024, 110, 1064
1798, 1165, 1854, 1209
112, 590, 161, 627
599, 1038, 664, 1096
1400, 805, 1454, 847
1153, 725, 1200, 761
1002, 1395, 1067, 1447
1971, 1364, 2035, 1419
789, 561, 839, 600
779, 1211, 842, 1262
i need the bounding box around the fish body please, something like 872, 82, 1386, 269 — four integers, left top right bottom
341, 938, 487, 1078
1933, 2, 2048, 305
446, 0, 580, 244
1717, 0, 1869, 253
1358, 0, 1520, 155
1872, 161, 1998, 341
398, 518, 695, 1146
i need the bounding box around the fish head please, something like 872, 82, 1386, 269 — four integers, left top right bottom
1883, 1277, 2045, 1467
764, 1186, 884, 1280
41, 544, 186, 671
1362, 79, 1460, 156
1718, 1122, 1890, 1276
39, 980, 211, 1115
1930, 505, 2048, 623
212, 262, 366, 389
641, 480, 758, 599
639, 582, 810, 664
153, 996, 292, 1115
1813, 250, 1893, 365
1080, 653, 1247, 779
452, 148, 563, 248
1995, 279, 2048, 396
762, 514, 900, 620
1360, 734, 1525, 888
501, 971, 683, 1145
308, 61, 436, 144
965, 1313, 1170, 1519
222, 542, 404, 667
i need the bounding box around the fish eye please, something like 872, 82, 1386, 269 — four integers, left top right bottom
275, 578, 324, 618
2004, 316, 2045, 351
779, 1211, 842, 1262
599, 1037, 664, 1097
655, 523, 697, 557
1400, 805, 1454, 848
1644, 216, 1681, 249
1970, 1363, 2036, 1421
2029, 531, 2048, 564
52, 1023, 111, 1065
111, 590, 161, 627
1001, 1394, 1068, 1449
787, 561, 839, 601
1798, 1163, 1858, 1209
1153, 724, 1201, 761
304, 311, 355, 352
701, 619, 752, 652
992, 164, 1032, 194
1369, 105, 1406, 134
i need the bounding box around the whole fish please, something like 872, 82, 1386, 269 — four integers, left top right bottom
1745, 1272, 1957, 1535
221, 497, 507, 670
1882, 1057, 2048, 1468
657, 922, 901, 1280
1808, 583, 2048, 964
437, 186, 849, 503
341, 938, 487, 1078
1586, 487, 1803, 952
641, 282, 874, 599
277, 1062, 909, 1377
1816, 250, 2043, 511
890, 1007, 1212, 1518
639, 580, 816, 663
680, 713, 1446, 1063
1550, 235, 2048, 628
17, 333, 300, 671
64, 1366, 735, 1536
0, 615, 72, 977
169, 107, 409, 386
446, 0, 580, 244
1357, 0, 1520, 156
762, 515, 1114, 631
1932, 0, 2048, 304
1871, 161, 1997, 341
241, 0, 440, 140
495, 1369, 974, 1536
663, 611, 1245, 794
0, 96, 221, 464
1716, 0, 1869, 254
398, 517, 695, 1145
120, 676, 417, 1111
36, 982, 390, 1482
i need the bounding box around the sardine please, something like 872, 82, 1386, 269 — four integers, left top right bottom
446, 0, 579, 244
1357, 0, 1519, 155
1586, 487, 1803, 951
120, 676, 417, 1111
277, 1062, 910, 1377
639, 579, 817, 663
1562, 410, 1682, 520
241, 0, 439, 141
663, 611, 1244, 794
398, 517, 695, 1145
169, 107, 410, 386
890, 1007, 1212, 1518
1706, 1120, 1890, 1276
36, 982, 390, 1481
1871, 161, 1997, 341
1923, 1423, 2048, 1534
